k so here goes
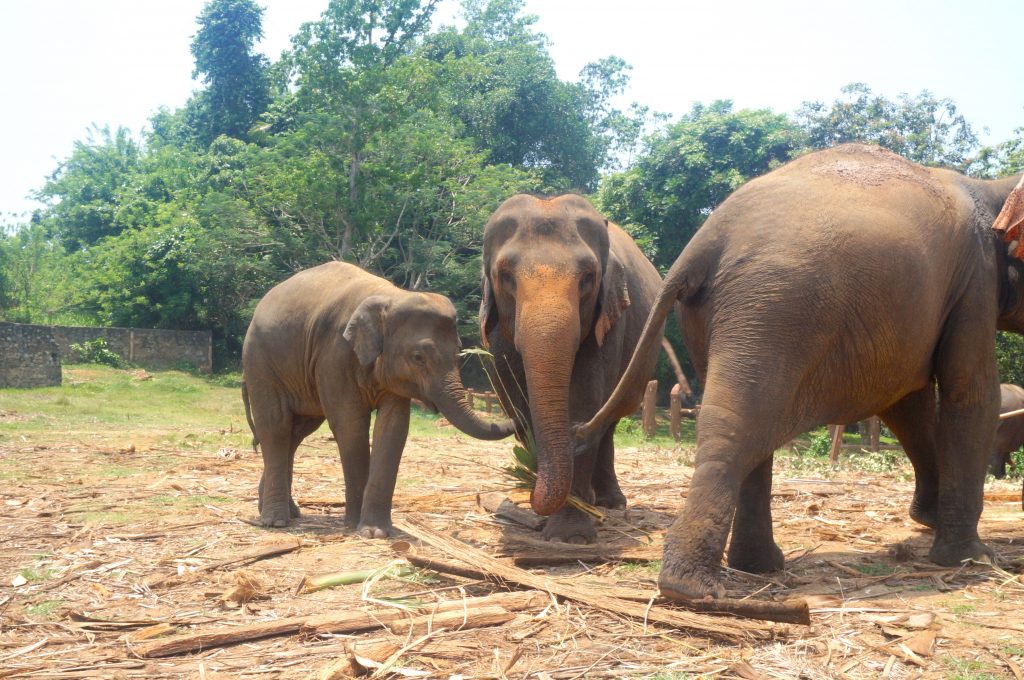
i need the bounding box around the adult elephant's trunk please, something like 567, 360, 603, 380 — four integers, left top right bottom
517, 298, 580, 516
430, 367, 515, 440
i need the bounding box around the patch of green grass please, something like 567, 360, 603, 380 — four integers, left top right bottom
942, 656, 1002, 680
613, 415, 694, 448
949, 604, 977, 616
146, 494, 232, 508
25, 600, 62, 618
19, 566, 56, 582
617, 560, 660, 576
1002, 645, 1024, 657
0, 365, 253, 443
910, 584, 937, 592
853, 561, 896, 577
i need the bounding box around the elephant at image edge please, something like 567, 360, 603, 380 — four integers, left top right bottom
242, 262, 514, 536
480, 193, 663, 543
990, 383, 1024, 478
578, 144, 1024, 599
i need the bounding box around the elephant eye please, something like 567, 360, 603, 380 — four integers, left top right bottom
580, 272, 595, 292
499, 270, 515, 290
411, 351, 426, 364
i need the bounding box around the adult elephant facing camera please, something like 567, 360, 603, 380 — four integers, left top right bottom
578, 144, 1024, 599
243, 262, 514, 537
480, 194, 663, 543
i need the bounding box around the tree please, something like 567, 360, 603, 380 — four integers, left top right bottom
598, 100, 804, 269
186, 0, 271, 146
422, 0, 645, 190
796, 83, 981, 171
36, 125, 144, 250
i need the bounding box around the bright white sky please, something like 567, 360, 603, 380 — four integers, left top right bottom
2, 0, 1022, 223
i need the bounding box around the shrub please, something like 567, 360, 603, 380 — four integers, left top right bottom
69, 338, 125, 368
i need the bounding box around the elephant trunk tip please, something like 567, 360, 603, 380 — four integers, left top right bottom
530, 475, 570, 516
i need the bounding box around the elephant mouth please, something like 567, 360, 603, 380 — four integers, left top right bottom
419, 398, 439, 414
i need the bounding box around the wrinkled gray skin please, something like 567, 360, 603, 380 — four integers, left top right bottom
242, 262, 514, 537
990, 383, 1024, 478
580, 144, 1024, 599
480, 194, 663, 543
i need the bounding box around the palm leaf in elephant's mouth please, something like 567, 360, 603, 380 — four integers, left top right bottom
462, 347, 603, 521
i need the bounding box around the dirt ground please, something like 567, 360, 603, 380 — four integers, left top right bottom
2, 415, 1023, 679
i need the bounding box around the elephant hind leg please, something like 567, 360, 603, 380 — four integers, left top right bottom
659, 399, 784, 600
727, 453, 784, 574
880, 384, 939, 529
283, 415, 325, 518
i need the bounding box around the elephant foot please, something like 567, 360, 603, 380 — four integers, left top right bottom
259, 504, 292, 528
658, 566, 726, 601
542, 506, 597, 544
356, 520, 393, 539
289, 498, 301, 518
594, 488, 627, 510
928, 536, 994, 567
728, 540, 784, 574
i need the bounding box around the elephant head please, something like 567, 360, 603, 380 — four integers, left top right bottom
343, 293, 513, 440
480, 194, 632, 515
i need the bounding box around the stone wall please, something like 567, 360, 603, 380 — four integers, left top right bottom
0, 324, 213, 388
0, 322, 62, 388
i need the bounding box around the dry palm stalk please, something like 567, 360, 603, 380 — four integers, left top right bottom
393, 517, 793, 635
143, 538, 302, 589
136, 589, 548, 658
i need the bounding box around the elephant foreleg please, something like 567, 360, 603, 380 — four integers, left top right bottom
357, 395, 411, 538
542, 443, 599, 544
879, 384, 939, 529
727, 453, 784, 574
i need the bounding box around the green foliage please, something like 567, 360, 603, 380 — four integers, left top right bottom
806, 428, 833, 458
1007, 448, 1024, 481
996, 332, 1024, 386
796, 82, 981, 171
69, 338, 125, 368
598, 100, 804, 269
186, 0, 270, 146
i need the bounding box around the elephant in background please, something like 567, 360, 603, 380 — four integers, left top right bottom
480, 193, 663, 543
579, 144, 1024, 599
990, 383, 1024, 478
242, 262, 513, 536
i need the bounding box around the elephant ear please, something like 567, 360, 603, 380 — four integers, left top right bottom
994, 175, 1024, 260
343, 295, 391, 366
478, 273, 499, 349
594, 250, 630, 347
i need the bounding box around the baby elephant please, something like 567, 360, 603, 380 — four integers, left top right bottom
991, 383, 1024, 478
242, 262, 514, 537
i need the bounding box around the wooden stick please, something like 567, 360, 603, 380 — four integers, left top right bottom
143, 538, 302, 589
136, 590, 547, 658
393, 518, 776, 637
1000, 407, 1024, 420
657, 586, 810, 626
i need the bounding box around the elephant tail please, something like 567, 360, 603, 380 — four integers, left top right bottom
241, 380, 260, 452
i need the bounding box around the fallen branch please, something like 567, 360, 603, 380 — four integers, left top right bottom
657, 586, 810, 626
393, 517, 778, 637
143, 538, 302, 589
136, 589, 547, 658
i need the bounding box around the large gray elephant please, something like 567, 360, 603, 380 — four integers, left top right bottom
242, 262, 513, 536
480, 193, 663, 543
990, 383, 1024, 478
578, 144, 1024, 599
